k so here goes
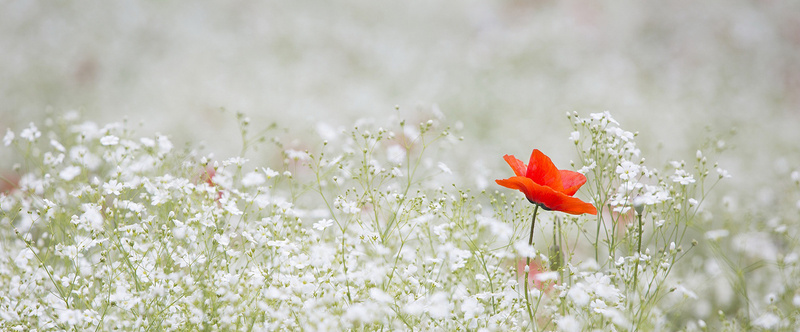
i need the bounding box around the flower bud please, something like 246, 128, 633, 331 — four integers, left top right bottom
633, 196, 645, 216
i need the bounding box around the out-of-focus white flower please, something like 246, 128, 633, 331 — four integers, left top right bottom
59, 165, 82, 181
20, 123, 41, 142
557, 315, 582, 332
157, 135, 173, 154
140, 137, 155, 147
285, 149, 309, 161
14, 248, 35, 267
3, 129, 14, 146
437, 162, 452, 174
334, 196, 360, 214
569, 131, 580, 142
716, 167, 732, 179
50, 139, 66, 152
241, 171, 266, 187
262, 167, 279, 178
671, 169, 696, 185
752, 313, 780, 329
705, 229, 729, 241
100, 135, 120, 146
313, 219, 334, 231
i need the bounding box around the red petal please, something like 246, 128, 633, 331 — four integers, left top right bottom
544, 194, 597, 215
496, 176, 596, 215
559, 170, 587, 196
525, 149, 563, 192
503, 154, 527, 177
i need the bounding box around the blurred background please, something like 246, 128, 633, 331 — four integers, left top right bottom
1, 0, 799, 191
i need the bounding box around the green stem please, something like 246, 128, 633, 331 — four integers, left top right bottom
631, 212, 643, 325
524, 205, 540, 331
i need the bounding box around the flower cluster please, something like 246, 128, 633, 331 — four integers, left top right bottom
0, 110, 733, 331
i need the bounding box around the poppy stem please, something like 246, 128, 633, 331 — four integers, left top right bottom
524, 204, 540, 330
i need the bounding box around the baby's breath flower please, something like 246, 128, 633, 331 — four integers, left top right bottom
100, 135, 120, 146
59, 165, 82, 181
313, 218, 334, 230
241, 171, 266, 187
671, 169, 696, 185
437, 162, 452, 174
3, 128, 13, 146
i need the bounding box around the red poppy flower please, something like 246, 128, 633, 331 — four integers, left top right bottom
496, 149, 597, 215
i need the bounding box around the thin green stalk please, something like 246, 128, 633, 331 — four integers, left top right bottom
631, 212, 643, 329
524, 204, 540, 331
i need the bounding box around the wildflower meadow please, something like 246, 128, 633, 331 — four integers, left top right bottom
3, 1, 800, 331
1, 108, 796, 331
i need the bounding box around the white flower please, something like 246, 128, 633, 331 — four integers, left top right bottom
460, 296, 484, 320
615, 160, 640, 180
100, 135, 119, 146
557, 315, 582, 332
569, 131, 580, 142
43, 152, 65, 166
20, 123, 41, 142
214, 233, 230, 247
285, 149, 309, 161
716, 167, 732, 179
334, 196, 360, 214
59, 166, 82, 181
671, 169, 696, 185
262, 167, 279, 178
80, 203, 105, 231
50, 139, 66, 152
157, 135, 173, 154
140, 137, 155, 147
705, 229, 729, 241
241, 171, 266, 187
313, 219, 335, 231
753, 313, 780, 329
3, 129, 14, 146
437, 162, 452, 174
578, 161, 596, 174
103, 179, 123, 195
674, 284, 698, 299
14, 248, 35, 267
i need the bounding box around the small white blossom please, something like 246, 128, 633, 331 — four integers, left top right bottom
285, 149, 309, 161
437, 162, 452, 174
157, 135, 173, 154
241, 171, 266, 187
140, 137, 155, 147
50, 139, 66, 152
262, 167, 279, 178
103, 179, 123, 195
20, 123, 41, 142
671, 169, 696, 185
59, 165, 82, 181
100, 135, 120, 146
313, 219, 334, 230
753, 313, 780, 329
569, 131, 580, 142
616, 160, 640, 180
705, 229, 730, 241
3, 129, 13, 146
